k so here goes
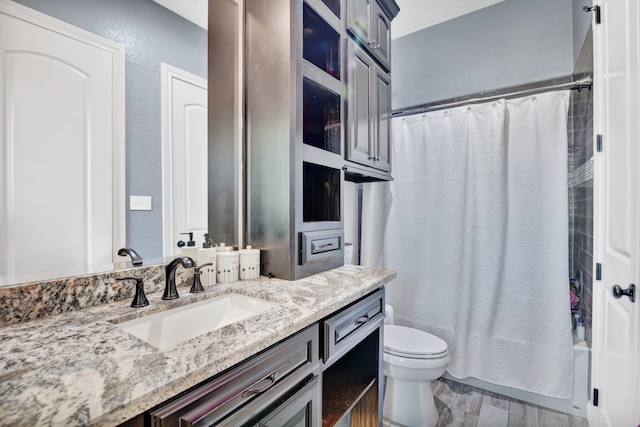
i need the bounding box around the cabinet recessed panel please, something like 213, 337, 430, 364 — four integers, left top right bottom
303, 3, 340, 79
303, 78, 341, 154
303, 162, 341, 222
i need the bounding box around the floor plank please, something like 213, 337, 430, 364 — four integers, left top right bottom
383, 378, 589, 427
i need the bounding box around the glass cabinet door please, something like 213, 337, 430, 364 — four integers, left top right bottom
347, 0, 371, 44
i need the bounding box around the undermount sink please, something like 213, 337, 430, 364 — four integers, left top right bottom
115, 293, 279, 351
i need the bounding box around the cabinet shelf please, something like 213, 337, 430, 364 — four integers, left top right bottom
322, 375, 376, 427
303, 162, 341, 222
304, 2, 341, 80
303, 78, 341, 154
322, 328, 380, 427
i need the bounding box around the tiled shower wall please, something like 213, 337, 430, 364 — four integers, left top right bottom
568, 29, 594, 347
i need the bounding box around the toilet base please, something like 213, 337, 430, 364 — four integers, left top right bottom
383, 377, 438, 427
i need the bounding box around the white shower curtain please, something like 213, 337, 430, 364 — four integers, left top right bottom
380, 91, 573, 398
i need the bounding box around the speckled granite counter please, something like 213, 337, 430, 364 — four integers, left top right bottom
0, 265, 395, 426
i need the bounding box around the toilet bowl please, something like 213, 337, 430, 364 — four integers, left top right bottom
383, 324, 449, 427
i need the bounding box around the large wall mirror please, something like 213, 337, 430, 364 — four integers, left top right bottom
0, 0, 242, 287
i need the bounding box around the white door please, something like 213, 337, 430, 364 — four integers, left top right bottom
161, 64, 208, 256
591, 0, 640, 425
0, 1, 124, 281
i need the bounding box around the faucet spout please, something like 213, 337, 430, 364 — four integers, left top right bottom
163, 256, 195, 300
118, 247, 143, 266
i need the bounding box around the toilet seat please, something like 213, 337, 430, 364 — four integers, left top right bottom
384, 325, 448, 359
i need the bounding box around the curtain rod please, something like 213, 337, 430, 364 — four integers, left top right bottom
391, 75, 593, 117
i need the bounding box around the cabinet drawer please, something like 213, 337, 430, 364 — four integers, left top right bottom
322, 288, 384, 365
150, 324, 319, 426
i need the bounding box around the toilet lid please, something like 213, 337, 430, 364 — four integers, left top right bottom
384, 325, 448, 359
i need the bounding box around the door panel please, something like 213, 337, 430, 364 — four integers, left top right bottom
161, 64, 208, 256
347, 0, 371, 44
0, 4, 123, 280
372, 4, 391, 70
346, 41, 373, 168
374, 69, 391, 172
592, 0, 640, 424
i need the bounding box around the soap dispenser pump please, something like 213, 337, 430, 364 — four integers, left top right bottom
178, 232, 199, 259
196, 233, 217, 286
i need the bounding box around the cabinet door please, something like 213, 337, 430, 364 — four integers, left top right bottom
256, 377, 321, 427
347, 0, 371, 44
346, 41, 375, 168
373, 68, 391, 172
371, 3, 391, 70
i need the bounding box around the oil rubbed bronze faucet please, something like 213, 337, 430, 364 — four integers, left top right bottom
115, 277, 149, 307
163, 256, 196, 300
118, 247, 143, 266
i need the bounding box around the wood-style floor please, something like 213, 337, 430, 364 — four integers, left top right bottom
383, 378, 589, 427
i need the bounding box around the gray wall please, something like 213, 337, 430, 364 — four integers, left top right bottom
573, 0, 592, 66
391, 0, 574, 109
15, 0, 207, 260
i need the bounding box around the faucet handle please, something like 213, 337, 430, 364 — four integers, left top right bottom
191, 263, 213, 293
116, 277, 149, 308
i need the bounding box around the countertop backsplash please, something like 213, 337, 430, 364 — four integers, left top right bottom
0, 263, 193, 327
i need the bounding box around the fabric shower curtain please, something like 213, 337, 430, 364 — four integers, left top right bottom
381, 91, 573, 398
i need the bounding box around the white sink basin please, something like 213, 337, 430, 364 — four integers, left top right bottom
115, 293, 279, 351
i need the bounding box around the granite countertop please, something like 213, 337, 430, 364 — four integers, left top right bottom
0, 265, 395, 426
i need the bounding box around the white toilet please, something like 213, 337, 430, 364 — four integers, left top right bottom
383, 309, 449, 427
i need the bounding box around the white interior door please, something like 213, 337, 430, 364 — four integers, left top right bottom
161, 64, 208, 256
0, 1, 124, 282
592, 0, 640, 425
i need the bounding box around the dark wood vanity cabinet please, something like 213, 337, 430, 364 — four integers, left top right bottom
321, 287, 385, 426
150, 325, 320, 426
119, 289, 385, 427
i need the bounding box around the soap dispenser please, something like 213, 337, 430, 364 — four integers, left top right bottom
196, 233, 217, 286
178, 232, 200, 259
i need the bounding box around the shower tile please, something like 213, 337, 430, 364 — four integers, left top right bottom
477, 404, 508, 427
538, 408, 571, 427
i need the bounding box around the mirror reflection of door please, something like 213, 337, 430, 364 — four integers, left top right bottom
161, 63, 208, 257
0, 2, 125, 282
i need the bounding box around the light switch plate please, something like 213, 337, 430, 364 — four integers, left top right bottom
130, 195, 152, 211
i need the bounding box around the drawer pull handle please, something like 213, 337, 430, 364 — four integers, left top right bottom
355, 315, 370, 325
241, 372, 277, 398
